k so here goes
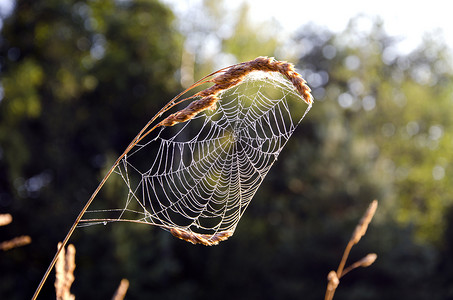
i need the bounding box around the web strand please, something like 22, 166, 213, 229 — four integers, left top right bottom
32, 57, 312, 300
82, 70, 311, 244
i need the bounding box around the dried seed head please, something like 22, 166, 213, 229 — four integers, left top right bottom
340, 252, 378, 278
351, 200, 378, 244
358, 253, 377, 268
112, 279, 130, 300
0, 213, 13, 226
159, 57, 313, 128
170, 227, 233, 246
159, 95, 219, 127
55, 243, 76, 300
0, 235, 31, 251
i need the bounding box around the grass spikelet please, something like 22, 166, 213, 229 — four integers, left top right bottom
0, 235, 32, 251
341, 253, 378, 277
170, 228, 234, 246
0, 213, 32, 251
55, 243, 76, 300
0, 213, 13, 226
112, 279, 130, 300
31, 57, 312, 300
325, 200, 378, 300
351, 200, 378, 244
159, 56, 312, 128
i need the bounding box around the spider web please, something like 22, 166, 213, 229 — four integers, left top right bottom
83, 71, 311, 242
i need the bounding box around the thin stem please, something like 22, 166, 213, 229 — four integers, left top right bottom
31, 59, 265, 299
31, 69, 224, 300
325, 241, 353, 300
325, 290, 333, 300
336, 240, 354, 278
32, 139, 135, 300
340, 260, 359, 277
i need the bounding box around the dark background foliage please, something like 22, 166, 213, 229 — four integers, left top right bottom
1, 1, 453, 299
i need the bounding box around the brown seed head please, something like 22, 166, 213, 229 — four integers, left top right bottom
351, 200, 378, 244
358, 253, 378, 267
55, 243, 76, 300
159, 56, 312, 128
170, 227, 233, 246
112, 279, 130, 300
0, 235, 32, 251
0, 213, 13, 226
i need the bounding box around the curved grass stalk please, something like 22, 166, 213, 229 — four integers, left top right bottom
32, 57, 311, 299
31, 66, 221, 300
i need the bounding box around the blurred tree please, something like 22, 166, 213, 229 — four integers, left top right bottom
300, 19, 453, 244
0, 0, 182, 298
286, 17, 453, 299
172, 0, 280, 88
170, 0, 236, 88
220, 2, 280, 63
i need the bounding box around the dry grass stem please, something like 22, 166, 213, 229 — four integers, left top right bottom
341, 253, 377, 277
325, 200, 378, 300
112, 279, 130, 300
55, 243, 76, 300
0, 214, 32, 251
336, 200, 378, 277
325, 271, 340, 300
159, 56, 312, 127
0, 213, 13, 226
32, 57, 311, 299
0, 235, 32, 251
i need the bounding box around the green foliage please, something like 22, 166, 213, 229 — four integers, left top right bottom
289, 20, 453, 243
287, 19, 453, 299
0, 0, 182, 298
